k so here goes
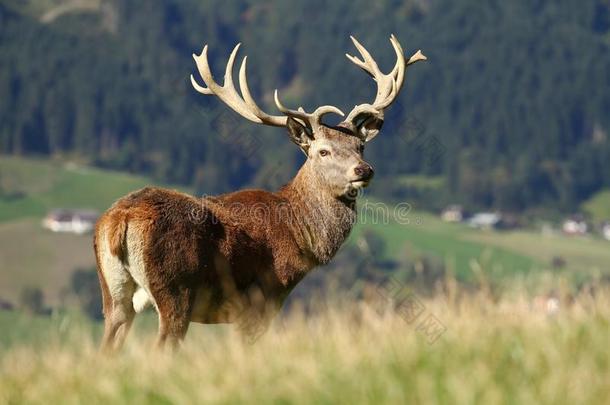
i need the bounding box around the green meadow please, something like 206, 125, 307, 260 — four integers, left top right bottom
0, 156, 158, 222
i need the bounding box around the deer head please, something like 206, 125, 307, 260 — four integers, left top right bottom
190, 35, 426, 198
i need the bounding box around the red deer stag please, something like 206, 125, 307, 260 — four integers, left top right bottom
94, 35, 426, 351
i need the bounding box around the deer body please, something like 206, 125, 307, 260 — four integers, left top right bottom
95, 35, 425, 351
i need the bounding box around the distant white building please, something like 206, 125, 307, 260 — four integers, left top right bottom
562, 217, 588, 236
532, 294, 560, 315
468, 212, 501, 230
441, 205, 464, 223
602, 223, 610, 241
42, 209, 99, 234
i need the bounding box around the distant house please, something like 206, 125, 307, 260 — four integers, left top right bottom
602, 222, 610, 241
468, 212, 501, 230
562, 216, 588, 236
0, 298, 13, 311
42, 209, 99, 234
441, 205, 464, 223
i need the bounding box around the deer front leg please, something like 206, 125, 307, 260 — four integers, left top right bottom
235, 285, 278, 344
236, 307, 275, 344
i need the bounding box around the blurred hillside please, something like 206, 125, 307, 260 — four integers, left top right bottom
0, 156, 170, 305
1, 0, 610, 214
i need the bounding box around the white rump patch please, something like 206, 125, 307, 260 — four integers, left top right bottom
132, 287, 152, 313
125, 226, 157, 313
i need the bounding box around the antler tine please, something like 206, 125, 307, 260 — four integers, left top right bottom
223, 43, 239, 91
273, 90, 310, 122
190, 45, 214, 95
347, 36, 382, 79
407, 50, 427, 66
313, 105, 345, 118
274, 90, 344, 130
191, 43, 286, 126
345, 104, 381, 124
389, 34, 406, 92
238, 56, 286, 126
345, 53, 370, 77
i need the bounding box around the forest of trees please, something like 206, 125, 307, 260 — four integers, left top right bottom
1, 0, 609, 214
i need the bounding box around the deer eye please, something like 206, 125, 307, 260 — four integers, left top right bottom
319, 149, 330, 157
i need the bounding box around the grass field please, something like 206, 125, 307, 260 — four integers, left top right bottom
1, 157, 609, 403
582, 188, 610, 224
0, 289, 608, 404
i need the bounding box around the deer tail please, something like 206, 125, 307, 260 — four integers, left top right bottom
108, 211, 129, 264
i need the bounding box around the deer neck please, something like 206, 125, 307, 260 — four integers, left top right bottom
278, 163, 357, 265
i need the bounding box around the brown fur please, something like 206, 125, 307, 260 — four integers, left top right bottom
107, 211, 128, 263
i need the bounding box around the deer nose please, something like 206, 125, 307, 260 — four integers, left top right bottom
354, 163, 374, 180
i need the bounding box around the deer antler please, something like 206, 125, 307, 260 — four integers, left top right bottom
273, 91, 344, 132
345, 35, 427, 139
191, 43, 344, 130
191, 43, 287, 126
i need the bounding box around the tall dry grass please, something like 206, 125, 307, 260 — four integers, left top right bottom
0, 287, 609, 404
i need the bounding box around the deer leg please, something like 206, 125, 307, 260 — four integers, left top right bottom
236, 287, 277, 344
155, 288, 194, 350
97, 238, 137, 353
100, 278, 136, 353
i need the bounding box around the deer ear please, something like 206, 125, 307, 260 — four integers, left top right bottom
353, 112, 384, 142
286, 116, 313, 154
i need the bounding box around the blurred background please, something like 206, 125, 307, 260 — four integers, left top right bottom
1, 0, 609, 322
